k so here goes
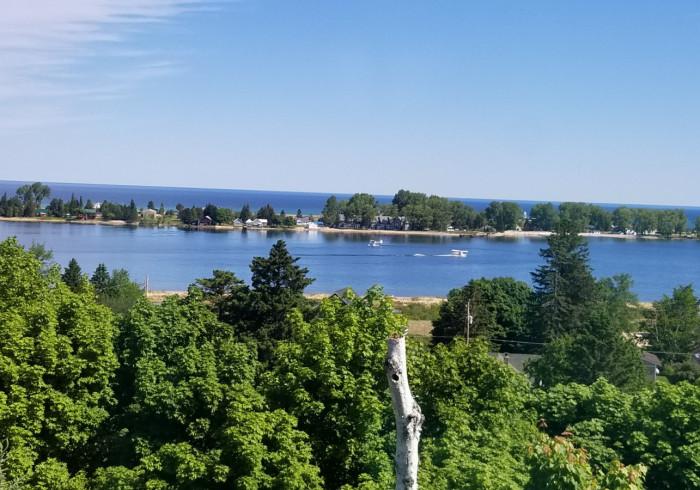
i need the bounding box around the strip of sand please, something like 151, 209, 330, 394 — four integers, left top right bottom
3, 216, 691, 240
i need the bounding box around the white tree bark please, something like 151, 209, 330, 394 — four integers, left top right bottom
386, 335, 424, 490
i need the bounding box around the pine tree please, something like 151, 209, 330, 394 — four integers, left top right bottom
247, 240, 314, 351
91, 263, 111, 296
239, 203, 252, 222
62, 258, 84, 292
127, 199, 139, 223
532, 218, 598, 340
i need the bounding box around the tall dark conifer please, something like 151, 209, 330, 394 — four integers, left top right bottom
239, 203, 252, 222
91, 263, 111, 296
62, 258, 84, 292
247, 240, 314, 352
532, 218, 598, 340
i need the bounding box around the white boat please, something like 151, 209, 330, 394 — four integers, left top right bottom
450, 249, 468, 257
368, 239, 383, 247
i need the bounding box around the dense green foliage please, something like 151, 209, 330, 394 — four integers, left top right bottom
89, 265, 144, 315
0, 238, 117, 487
432, 221, 649, 390
432, 277, 533, 346
317, 189, 695, 236
1, 236, 699, 488
645, 285, 700, 383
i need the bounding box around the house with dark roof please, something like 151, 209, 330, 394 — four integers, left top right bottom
642, 352, 662, 381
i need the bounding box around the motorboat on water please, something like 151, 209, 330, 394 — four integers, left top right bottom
450, 249, 468, 257
368, 239, 384, 247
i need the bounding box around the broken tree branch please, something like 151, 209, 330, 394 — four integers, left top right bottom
386, 335, 424, 490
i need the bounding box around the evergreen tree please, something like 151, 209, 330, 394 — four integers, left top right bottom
256, 203, 277, 223
147, 200, 155, 210
62, 258, 84, 292
91, 263, 111, 296
296, 208, 303, 218
247, 240, 314, 348
47, 197, 65, 217
127, 199, 138, 222
532, 219, 598, 340
239, 203, 252, 222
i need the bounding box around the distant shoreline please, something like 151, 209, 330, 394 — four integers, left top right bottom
146, 289, 447, 304
145, 290, 654, 310
1, 216, 694, 240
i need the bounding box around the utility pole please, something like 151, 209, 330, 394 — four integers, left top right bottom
145, 274, 149, 298
465, 300, 473, 344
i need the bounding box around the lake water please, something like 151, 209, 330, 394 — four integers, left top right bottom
1, 221, 699, 300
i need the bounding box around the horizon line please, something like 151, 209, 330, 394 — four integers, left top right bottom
1, 178, 698, 211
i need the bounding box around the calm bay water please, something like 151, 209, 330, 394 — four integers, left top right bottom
1, 221, 699, 300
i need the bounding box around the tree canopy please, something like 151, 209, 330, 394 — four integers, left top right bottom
1, 236, 699, 489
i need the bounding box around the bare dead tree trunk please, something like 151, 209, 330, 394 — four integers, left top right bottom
386, 335, 424, 490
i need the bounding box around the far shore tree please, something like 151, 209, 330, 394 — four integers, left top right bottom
484, 201, 523, 232
239, 203, 252, 222
528, 202, 558, 231
321, 195, 341, 227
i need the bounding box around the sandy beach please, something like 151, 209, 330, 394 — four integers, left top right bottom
2, 216, 692, 240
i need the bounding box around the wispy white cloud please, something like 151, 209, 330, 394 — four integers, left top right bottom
0, 0, 221, 129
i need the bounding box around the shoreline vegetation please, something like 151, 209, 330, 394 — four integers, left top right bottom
0, 215, 693, 241
0, 228, 700, 490
1, 224, 698, 488
2, 182, 700, 240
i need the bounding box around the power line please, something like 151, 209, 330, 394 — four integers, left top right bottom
405, 334, 699, 356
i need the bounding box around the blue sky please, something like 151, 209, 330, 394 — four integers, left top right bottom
1, 1, 700, 206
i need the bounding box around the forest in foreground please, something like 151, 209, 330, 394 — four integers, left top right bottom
0, 220, 699, 489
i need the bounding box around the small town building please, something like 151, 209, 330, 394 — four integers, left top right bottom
79, 208, 98, 220
246, 218, 268, 227
642, 352, 662, 382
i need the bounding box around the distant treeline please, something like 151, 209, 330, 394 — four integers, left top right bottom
0, 182, 147, 223
321, 189, 699, 237
2, 183, 698, 237
176, 202, 301, 227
